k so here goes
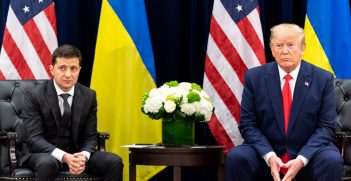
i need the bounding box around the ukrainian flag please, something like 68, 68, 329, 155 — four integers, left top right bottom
91, 0, 163, 180
303, 0, 351, 78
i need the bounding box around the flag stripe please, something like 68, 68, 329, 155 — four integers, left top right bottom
207, 114, 234, 153
43, 3, 57, 33
204, 0, 265, 152
22, 19, 52, 76
204, 75, 243, 146
207, 35, 243, 102
5, 7, 50, 79
35, 6, 58, 53
205, 56, 241, 122
2, 28, 34, 79
247, 8, 264, 45
210, 16, 247, 83
0, 45, 22, 79
236, 16, 265, 64
0, 70, 5, 79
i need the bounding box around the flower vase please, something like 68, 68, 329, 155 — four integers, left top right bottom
162, 119, 195, 146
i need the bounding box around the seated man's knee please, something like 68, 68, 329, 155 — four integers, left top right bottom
108, 153, 123, 170
31, 153, 59, 171
94, 152, 123, 171
38, 155, 57, 167
321, 151, 343, 169
304, 150, 344, 180
227, 146, 252, 164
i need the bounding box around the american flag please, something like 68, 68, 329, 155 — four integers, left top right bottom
0, 0, 57, 80
203, 0, 265, 152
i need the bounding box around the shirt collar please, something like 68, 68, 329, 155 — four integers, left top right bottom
278, 62, 301, 81
53, 80, 75, 96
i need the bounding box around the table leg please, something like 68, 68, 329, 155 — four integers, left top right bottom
173, 166, 181, 181
129, 164, 136, 181
218, 164, 225, 181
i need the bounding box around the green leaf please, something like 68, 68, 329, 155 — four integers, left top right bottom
153, 107, 166, 119
175, 96, 183, 105
194, 112, 205, 122
174, 109, 186, 120
163, 117, 174, 122
141, 107, 146, 114
141, 92, 149, 106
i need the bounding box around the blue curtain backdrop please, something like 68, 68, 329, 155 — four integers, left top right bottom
2, 0, 348, 180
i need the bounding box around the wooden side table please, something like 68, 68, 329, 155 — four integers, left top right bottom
128, 145, 225, 181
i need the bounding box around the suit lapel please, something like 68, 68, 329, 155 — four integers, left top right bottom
288, 61, 312, 133
266, 63, 286, 137
45, 80, 61, 131
72, 84, 83, 145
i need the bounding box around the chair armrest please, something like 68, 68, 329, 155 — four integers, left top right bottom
0, 131, 7, 139
335, 132, 351, 156
0, 131, 19, 173
98, 132, 110, 152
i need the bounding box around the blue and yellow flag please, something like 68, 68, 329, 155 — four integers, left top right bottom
303, 0, 351, 78
91, 0, 163, 180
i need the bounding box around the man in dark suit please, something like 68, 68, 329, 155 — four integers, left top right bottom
226, 23, 343, 181
21, 44, 123, 181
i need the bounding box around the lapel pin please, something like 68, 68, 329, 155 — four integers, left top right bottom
305, 81, 309, 86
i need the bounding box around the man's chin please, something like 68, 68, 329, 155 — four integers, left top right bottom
62, 84, 74, 91
279, 64, 296, 72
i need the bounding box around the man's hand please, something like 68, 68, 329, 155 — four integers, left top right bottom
268, 155, 284, 181
281, 158, 304, 181
62, 152, 87, 175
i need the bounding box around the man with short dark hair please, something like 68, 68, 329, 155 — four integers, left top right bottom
21, 44, 123, 181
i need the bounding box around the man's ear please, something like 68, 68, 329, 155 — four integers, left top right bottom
49, 65, 54, 76
300, 48, 305, 57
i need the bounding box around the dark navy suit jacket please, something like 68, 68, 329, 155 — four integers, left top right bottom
239, 60, 338, 160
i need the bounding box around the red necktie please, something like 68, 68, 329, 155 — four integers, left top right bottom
281, 73, 292, 175
282, 74, 292, 134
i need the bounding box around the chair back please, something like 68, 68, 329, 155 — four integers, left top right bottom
334, 79, 351, 178
0, 80, 47, 176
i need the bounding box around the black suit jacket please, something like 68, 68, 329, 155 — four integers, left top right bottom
20, 80, 98, 164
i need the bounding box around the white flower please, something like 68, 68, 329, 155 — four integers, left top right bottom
148, 88, 158, 97
179, 82, 192, 90
143, 96, 163, 113
198, 99, 214, 121
142, 81, 214, 122
200, 90, 210, 100
164, 101, 176, 113
180, 103, 196, 116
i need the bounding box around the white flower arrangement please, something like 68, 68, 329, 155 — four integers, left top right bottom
142, 81, 214, 122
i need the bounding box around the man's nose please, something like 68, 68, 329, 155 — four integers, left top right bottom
64, 69, 72, 76
281, 45, 289, 54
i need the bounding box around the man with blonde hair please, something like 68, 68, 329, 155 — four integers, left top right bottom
226, 23, 343, 181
